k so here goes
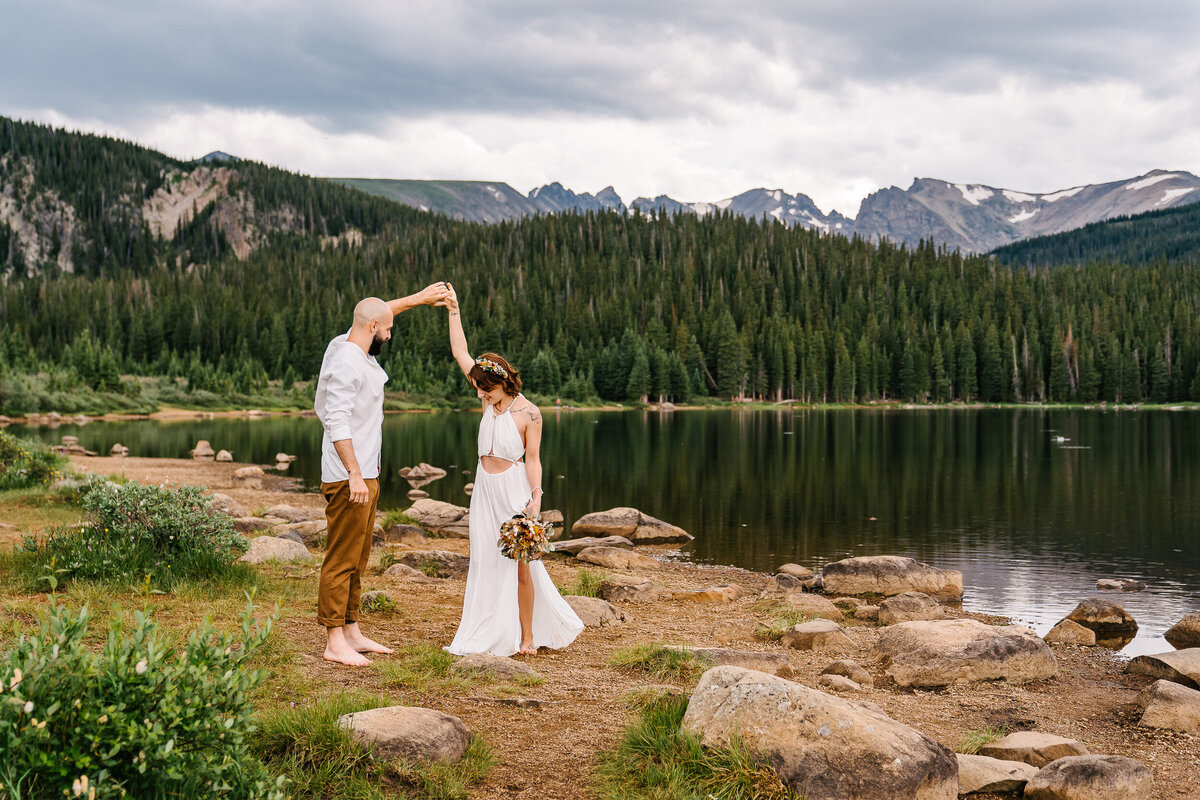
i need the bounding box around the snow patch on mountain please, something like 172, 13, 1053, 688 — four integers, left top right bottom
1009, 209, 1038, 223
954, 184, 994, 205
1156, 187, 1195, 206
1127, 172, 1184, 191
1041, 186, 1084, 203
1003, 190, 1037, 203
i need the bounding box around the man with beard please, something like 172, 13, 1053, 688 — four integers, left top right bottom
314, 288, 447, 665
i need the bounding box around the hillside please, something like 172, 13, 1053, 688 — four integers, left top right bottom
0, 117, 418, 277
990, 201, 1200, 267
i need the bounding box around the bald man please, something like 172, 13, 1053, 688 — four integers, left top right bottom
314, 285, 448, 666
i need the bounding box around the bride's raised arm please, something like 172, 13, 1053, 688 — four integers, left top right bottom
445, 282, 476, 377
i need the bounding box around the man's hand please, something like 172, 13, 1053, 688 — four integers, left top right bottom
349, 475, 370, 505
417, 282, 452, 307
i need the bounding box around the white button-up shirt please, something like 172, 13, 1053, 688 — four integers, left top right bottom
314, 332, 388, 483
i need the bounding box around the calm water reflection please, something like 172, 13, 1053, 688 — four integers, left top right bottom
11, 408, 1200, 655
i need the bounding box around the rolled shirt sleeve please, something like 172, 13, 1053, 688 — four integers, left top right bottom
321, 359, 358, 443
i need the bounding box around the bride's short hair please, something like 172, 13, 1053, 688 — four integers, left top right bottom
470, 352, 522, 396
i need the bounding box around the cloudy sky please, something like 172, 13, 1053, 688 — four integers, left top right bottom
5, 1, 1199, 215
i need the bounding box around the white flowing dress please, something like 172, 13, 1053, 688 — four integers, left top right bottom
446, 396, 584, 656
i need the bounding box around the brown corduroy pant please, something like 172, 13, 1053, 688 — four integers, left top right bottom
318, 478, 380, 628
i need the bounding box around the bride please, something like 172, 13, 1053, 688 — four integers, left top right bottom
443, 283, 583, 656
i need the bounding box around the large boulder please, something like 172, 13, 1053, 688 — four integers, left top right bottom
822, 556, 963, 602
395, 550, 471, 579
551, 535, 634, 555
598, 574, 672, 603
562, 595, 627, 627
780, 619, 857, 654
977, 731, 1090, 767
877, 592, 946, 625
873, 619, 1059, 688
665, 646, 793, 676
681, 666, 958, 800
1136, 679, 1200, 734
239, 536, 312, 564
671, 585, 747, 604
208, 492, 247, 518
955, 753, 1038, 795
264, 503, 322, 523
1125, 648, 1200, 689
780, 592, 845, 621
234, 516, 275, 534
571, 507, 693, 544
1023, 755, 1153, 800
403, 499, 470, 538
338, 706, 470, 763
1164, 612, 1200, 650
575, 546, 660, 571
274, 519, 328, 548
1062, 597, 1138, 647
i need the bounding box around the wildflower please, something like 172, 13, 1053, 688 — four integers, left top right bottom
135, 659, 148, 674
72, 775, 90, 797
97, 714, 108, 724
9, 668, 22, 690
23, 700, 33, 713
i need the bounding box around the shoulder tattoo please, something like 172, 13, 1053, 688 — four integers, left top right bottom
521, 405, 542, 424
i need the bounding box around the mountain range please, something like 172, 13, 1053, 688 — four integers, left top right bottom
332, 170, 1200, 254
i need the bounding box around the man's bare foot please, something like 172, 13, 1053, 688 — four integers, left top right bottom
324, 625, 373, 666
344, 623, 394, 654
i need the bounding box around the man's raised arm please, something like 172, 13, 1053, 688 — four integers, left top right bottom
388, 282, 450, 315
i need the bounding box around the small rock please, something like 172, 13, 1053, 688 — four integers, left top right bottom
780, 619, 856, 653
663, 646, 793, 676
239, 536, 313, 564
832, 596, 864, 612
853, 604, 880, 622
877, 591, 946, 625
978, 731, 1090, 767
264, 503, 322, 522
798, 575, 824, 592
821, 659, 873, 688
1023, 755, 1153, 800
234, 516, 275, 534
1096, 578, 1122, 591
385, 524, 428, 546
1125, 648, 1200, 689
191, 440, 215, 459
1044, 619, 1096, 646
383, 563, 437, 582
1064, 597, 1138, 645
1136, 679, 1200, 734
777, 563, 814, 579
395, 550, 470, 579
61, 435, 79, 446
109, 443, 129, 456
1164, 613, 1200, 650
232, 466, 265, 489
274, 531, 304, 545
774, 573, 804, 590
562, 595, 627, 627
955, 753, 1038, 795
274, 519, 328, 548
462, 482, 474, 496
274, 452, 296, 463
672, 585, 746, 604
208, 492, 248, 518
407, 489, 430, 500
816, 674, 863, 692
451, 653, 540, 680
540, 509, 564, 525
551, 536, 634, 555
779, 592, 844, 621
360, 590, 392, 608
404, 462, 448, 481
598, 574, 672, 603
216, 449, 233, 462
338, 706, 469, 763
575, 546, 660, 571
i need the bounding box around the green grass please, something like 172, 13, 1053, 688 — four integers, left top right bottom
252, 692, 495, 800
559, 567, 606, 597
593, 694, 800, 799
955, 726, 1012, 755
378, 509, 423, 529
609, 644, 713, 683
754, 606, 818, 642
375, 643, 476, 695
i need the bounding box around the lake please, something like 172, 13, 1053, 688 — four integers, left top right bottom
10, 407, 1199, 655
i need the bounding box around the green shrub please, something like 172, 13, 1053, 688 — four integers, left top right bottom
593, 694, 798, 799
0, 431, 68, 491
0, 597, 284, 799
608, 644, 713, 683
560, 568, 605, 598
20, 480, 252, 590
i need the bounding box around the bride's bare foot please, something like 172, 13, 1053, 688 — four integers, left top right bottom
519, 641, 537, 655
344, 622, 394, 654
324, 625, 374, 666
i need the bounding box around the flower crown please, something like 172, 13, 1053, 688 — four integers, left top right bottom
474, 357, 509, 378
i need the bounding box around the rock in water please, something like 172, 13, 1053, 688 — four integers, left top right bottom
778, 563, 815, 578
562, 595, 627, 627
977, 731, 1090, 767
215, 449, 233, 462
1063, 597, 1138, 647
955, 753, 1038, 794
681, 666, 958, 800
191, 440, 215, 459
1023, 755, 1153, 800
1043, 619, 1096, 646
877, 592, 946, 625
571, 506, 693, 544
402, 498, 470, 538
1125, 648, 1200, 689
338, 706, 470, 763
821, 555, 963, 601
1136, 679, 1200, 734
1164, 613, 1200, 650
873, 619, 1058, 688
239, 536, 312, 564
